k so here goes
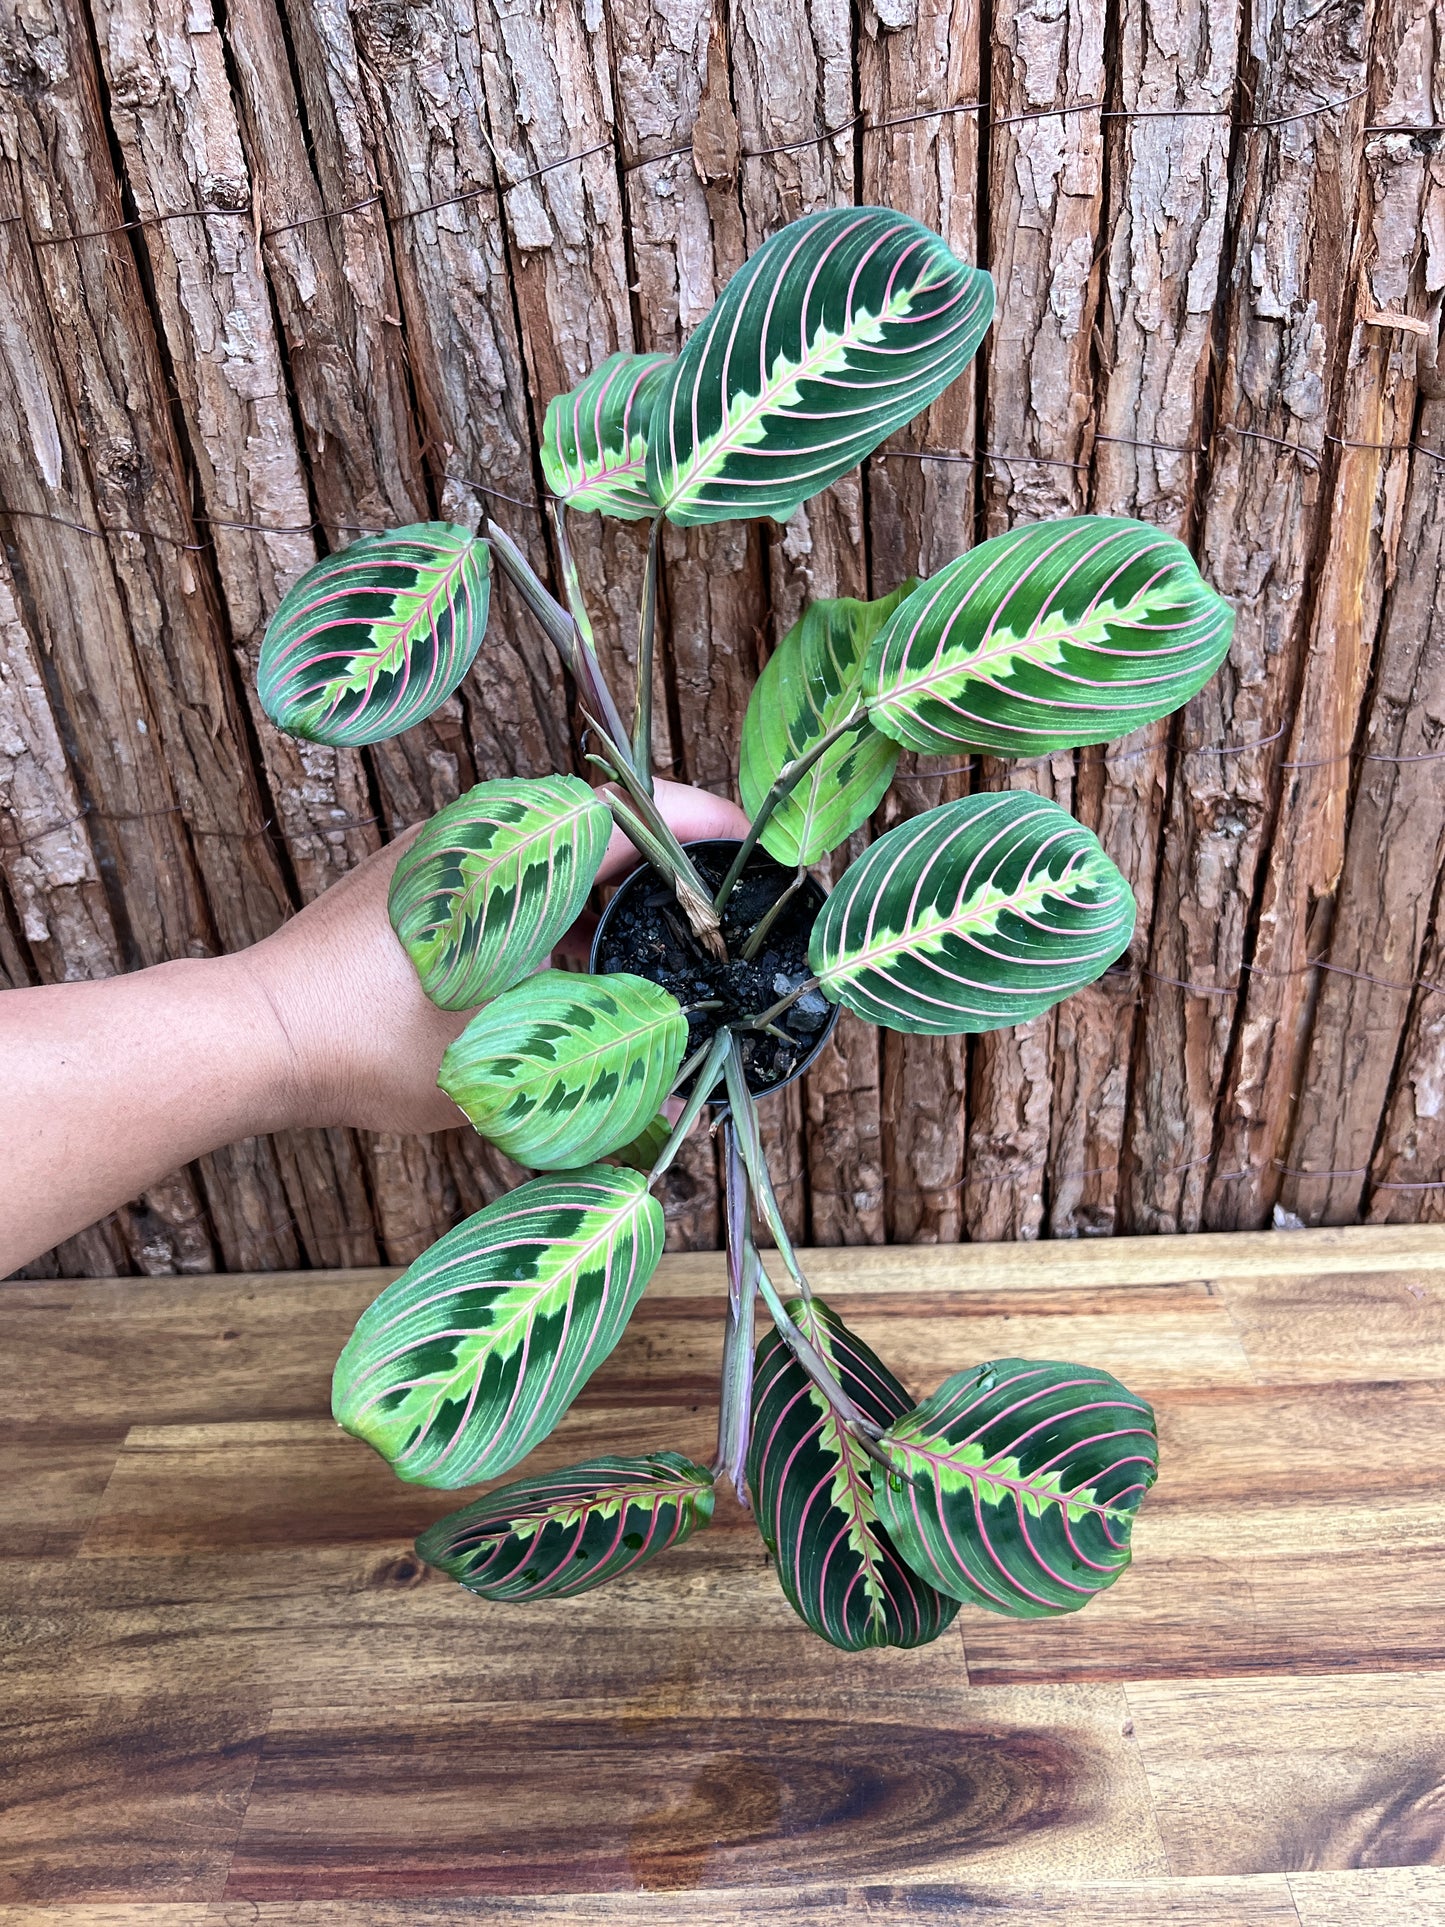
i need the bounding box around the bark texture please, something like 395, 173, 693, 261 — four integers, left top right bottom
4, 0, 1444, 1273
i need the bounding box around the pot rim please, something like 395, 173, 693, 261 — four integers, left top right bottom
588, 836, 840, 1097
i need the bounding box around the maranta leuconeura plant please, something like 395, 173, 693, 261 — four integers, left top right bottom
258, 207, 1231, 1650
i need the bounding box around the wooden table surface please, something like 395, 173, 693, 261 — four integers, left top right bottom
3, 1225, 1445, 1923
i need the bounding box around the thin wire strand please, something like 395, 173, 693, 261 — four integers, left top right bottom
12, 86, 1383, 251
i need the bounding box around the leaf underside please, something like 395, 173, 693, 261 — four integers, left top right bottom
867, 516, 1235, 758
606, 1111, 672, 1174
739, 584, 914, 867
257, 523, 490, 747
646, 207, 994, 527
388, 775, 612, 1011
747, 1295, 961, 1651
541, 352, 674, 519
874, 1358, 1158, 1617
439, 970, 687, 1171
416, 1451, 715, 1601
331, 1165, 664, 1489
809, 790, 1136, 1035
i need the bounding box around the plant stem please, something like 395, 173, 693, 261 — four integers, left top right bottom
716, 1123, 758, 1504
489, 517, 631, 753
739, 865, 806, 963
722, 1037, 813, 1305
583, 715, 726, 959
740, 976, 822, 1032
548, 501, 599, 655
712, 709, 869, 911
648, 1028, 731, 1186
632, 514, 663, 795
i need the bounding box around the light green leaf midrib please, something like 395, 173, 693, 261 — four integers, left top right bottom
823, 856, 1108, 982
436, 796, 597, 940
327, 559, 466, 697
890, 1437, 1132, 1525
417, 1201, 638, 1386
797, 1309, 890, 1619
506, 1484, 687, 1544
662, 285, 912, 509
475, 1009, 677, 1096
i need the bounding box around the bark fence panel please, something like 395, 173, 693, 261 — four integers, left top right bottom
2, 0, 1442, 1273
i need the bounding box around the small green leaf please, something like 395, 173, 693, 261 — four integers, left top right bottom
541, 352, 674, 519
389, 776, 612, 1011
606, 1112, 672, 1174
748, 1296, 961, 1651
646, 208, 994, 526
416, 1452, 715, 1601
874, 1359, 1158, 1617
739, 585, 913, 866
809, 791, 1135, 1035
257, 523, 490, 747
439, 970, 688, 1171
866, 516, 1234, 757
332, 1165, 664, 1488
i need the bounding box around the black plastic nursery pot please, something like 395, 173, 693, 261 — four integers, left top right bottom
590, 837, 840, 1098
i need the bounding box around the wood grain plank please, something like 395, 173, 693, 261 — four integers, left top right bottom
224, 1682, 1163, 1898
0, 1440, 122, 1559
0, 1697, 266, 1905
1214, 1266, 1445, 1383
0, 1878, 1311, 1923
1127, 1672, 1445, 1876
1290, 1866, 1445, 1926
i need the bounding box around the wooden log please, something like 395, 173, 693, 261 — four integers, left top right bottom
79, 0, 390, 1268
726, 0, 880, 1245
857, 0, 983, 1247
968, 0, 1103, 1241
228, 0, 579, 1254
1050, 0, 1241, 1238
1243, 5, 1445, 1226
468, 0, 670, 776
1289, 400, 1445, 1223
1126, 12, 1372, 1232
1367, 887, 1445, 1225
345, 0, 570, 788
605, 0, 764, 1247
0, 77, 304, 1271
0, 550, 199, 1279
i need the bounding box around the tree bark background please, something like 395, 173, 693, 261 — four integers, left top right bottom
2, 0, 1442, 1275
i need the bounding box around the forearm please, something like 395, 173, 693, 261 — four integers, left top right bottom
0, 957, 297, 1276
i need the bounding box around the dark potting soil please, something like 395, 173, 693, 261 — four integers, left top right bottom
592, 844, 835, 1095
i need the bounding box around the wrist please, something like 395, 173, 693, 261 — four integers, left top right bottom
213, 947, 328, 1136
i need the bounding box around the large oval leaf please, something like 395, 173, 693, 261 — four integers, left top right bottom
747, 1296, 962, 1651
389, 776, 612, 1010
415, 1452, 714, 1601
332, 1166, 664, 1488
873, 1359, 1158, 1617
867, 516, 1234, 757
540, 352, 674, 519
646, 208, 994, 527
808, 792, 1135, 1035
257, 523, 490, 747
739, 585, 913, 866
438, 970, 688, 1171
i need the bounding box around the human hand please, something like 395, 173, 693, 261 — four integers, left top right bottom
237, 779, 750, 1136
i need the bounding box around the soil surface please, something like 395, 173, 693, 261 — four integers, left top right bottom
592, 842, 836, 1095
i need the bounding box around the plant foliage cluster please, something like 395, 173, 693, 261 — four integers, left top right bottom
258, 207, 1232, 1649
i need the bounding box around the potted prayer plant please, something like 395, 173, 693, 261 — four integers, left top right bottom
257, 207, 1232, 1649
